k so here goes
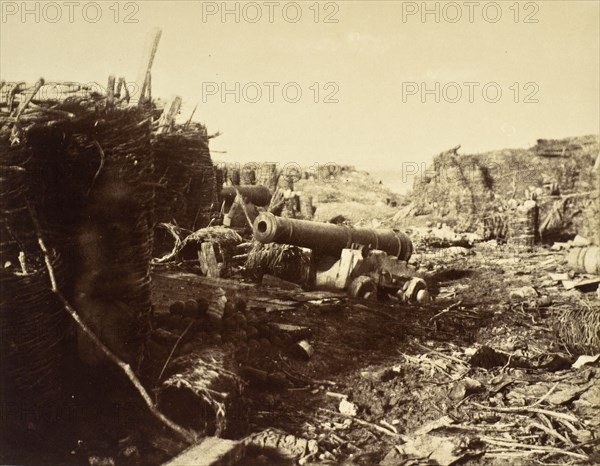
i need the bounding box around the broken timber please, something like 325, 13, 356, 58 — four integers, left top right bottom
163, 437, 245, 466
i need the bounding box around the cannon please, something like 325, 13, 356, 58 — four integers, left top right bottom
252, 213, 428, 303
221, 185, 271, 207
254, 213, 413, 260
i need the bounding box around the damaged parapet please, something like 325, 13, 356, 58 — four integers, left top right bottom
253, 212, 413, 261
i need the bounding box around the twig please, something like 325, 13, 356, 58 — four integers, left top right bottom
530, 382, 559, 407
564, 437, 600, 452
473, 403, 579, 424
277, 355, 336, 386
528, 422, 573, 446
380, 420, 398, 434
30, 210, 197, 444
429, 301, 462, 322
325, 391, 347, 400
318, 408, 400, 438
481, 436, 588, 460
412, 341, 469, 367
501, 353, 513, 373
537, 412, 554, 430
280, 366, 335, 387
403, 353, 453, 378
443, 423, 516, 432
555, 418, 580, 435
455, 392, 475, 409
152, 223, 183, 263
158, 320, 194, 382
86, 139, 105, 197
486, 450, 548, 458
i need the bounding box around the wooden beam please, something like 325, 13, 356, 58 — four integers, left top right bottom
107, 75, 116, 105
145, 70, 152, 102
157, 96, 182, 134
12, 78, 44, 118
137, 27, 162, 106
198, 242, 221, 278
163, 437, 245, 466
184, 104, 198, 130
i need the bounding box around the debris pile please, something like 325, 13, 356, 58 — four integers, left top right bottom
153, 224, 242, 272
373, 341, 600, 465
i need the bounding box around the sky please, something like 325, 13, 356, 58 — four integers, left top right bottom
1, 0, 599, 190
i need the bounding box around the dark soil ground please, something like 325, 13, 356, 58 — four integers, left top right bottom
2, 243, 598, 466
145, 243, 599, 465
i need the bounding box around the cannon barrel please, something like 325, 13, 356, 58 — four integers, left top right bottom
253, 213, 413, 261
221, 185, 272, 207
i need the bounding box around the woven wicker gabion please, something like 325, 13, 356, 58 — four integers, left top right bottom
507, 201, 539, 249
1, 82, 156, 370
0, 256, 68, 404
26, 105, 155, 368
153, 129, 215, 231
0, 136, 69, 422
0, 145, 39, 266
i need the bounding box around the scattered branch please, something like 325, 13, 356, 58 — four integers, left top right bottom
473, 403, 579, 424
429, 301, 462, 322
158, 320, 194, 382
318, 408, 401, 438
30, 209, 197, 444
481, 436, 588, 461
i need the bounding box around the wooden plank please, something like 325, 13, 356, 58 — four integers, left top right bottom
163, 437, 245, 466
198, 242, 221, 278
290, 290, 346, 301
562, 277, 600, 291
313, 249, 362, 291
335, 249, 362, 289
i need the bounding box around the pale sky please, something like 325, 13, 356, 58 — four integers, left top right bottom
1, 1, 599, 176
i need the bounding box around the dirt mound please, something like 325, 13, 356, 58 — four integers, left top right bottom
294, 166, 404, 224
410, 135, 599, 242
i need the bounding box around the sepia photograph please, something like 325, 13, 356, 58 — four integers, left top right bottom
1, 1, 599, 464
